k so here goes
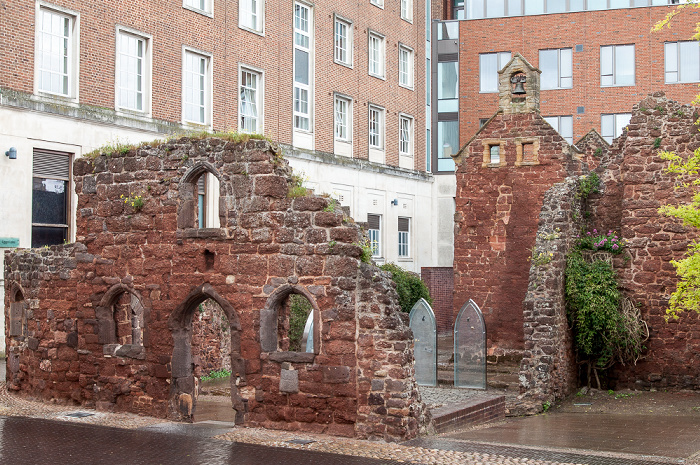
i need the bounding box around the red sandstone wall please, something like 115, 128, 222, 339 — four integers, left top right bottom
589, 93, 700, 389
454, 113, 584, 353
4, 138, 428, 441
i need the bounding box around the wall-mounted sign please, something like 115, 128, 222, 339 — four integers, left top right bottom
0, 237, 20, 248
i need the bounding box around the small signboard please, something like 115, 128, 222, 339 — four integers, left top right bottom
0, 237, 19, 247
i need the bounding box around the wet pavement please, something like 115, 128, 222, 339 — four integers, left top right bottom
440, 413, 700, 459
0, 415, 410, 465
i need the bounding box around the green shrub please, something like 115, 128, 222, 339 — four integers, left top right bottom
380, 263, 432, 313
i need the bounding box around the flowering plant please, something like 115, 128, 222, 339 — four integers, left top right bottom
120, 193, 144, 212
576, 229, 626, 253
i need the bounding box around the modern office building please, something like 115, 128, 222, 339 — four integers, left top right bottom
1, 0, 438, 351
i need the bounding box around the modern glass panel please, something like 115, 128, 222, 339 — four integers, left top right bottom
560, 116, 573, 144
560, 48, 573, 87
587, 0, 607, 10
465, 0, 484, 19
31, 226, 67, 248
437, 120, 458, 171
600, 45, 614, 86
569, 0, 585, 11
294, 49, 309, 84
438, 61, 459, 111
609, 0, 629, 8
539, 49, 558, 89
454, 299, 486, 389
546, 0, 566, 13
665, 42, 679, 82
409, 299, 437, 386
480, 53, 498, 92
508, 0, 522, 15
487, 0, 505, 17
438, 21, 459, 40
524, 0, 544, 15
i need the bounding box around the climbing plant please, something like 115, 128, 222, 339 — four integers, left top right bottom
565, 243, 647, 389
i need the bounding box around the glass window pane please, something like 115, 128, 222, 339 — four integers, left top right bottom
544, 116, 559, 132
294, 49, 309, 84
438, 62, 459, 99
546, 0, 565, 13
508, 0, 522, 15
487, 0, 505, 17
32, 178, 67, 225
438, 120, 459, 160
615, 113, 631, 137
560, 48, 572, 79
480, 54, 498, 92
32, 226, 67, 248
466, 0, 484, 19
610, 0, 629, 8
539, 49, 558, 89
524, 0, 544, 15
679, 41, 699, 82
615, 45, 635, 86
588, 0, 607, 9
632, 0, 648, 6
438, 22, 459, 40
569, 0, 585, 10
560, 116, 573, 144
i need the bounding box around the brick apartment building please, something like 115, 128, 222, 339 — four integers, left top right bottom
0, 0, 441, 349
425, 0, 700, 335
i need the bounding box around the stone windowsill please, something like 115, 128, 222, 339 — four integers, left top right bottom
104, 344, 146, 360
268, 352, 316, 363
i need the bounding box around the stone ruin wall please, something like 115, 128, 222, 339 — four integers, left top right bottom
453, 111, 585, 356
589, 93, 700, 389
519, 93, 700, 409
4, 138, 429, 441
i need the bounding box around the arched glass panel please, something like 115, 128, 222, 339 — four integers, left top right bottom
454, 299, 486, 389
409, 298, 437, 386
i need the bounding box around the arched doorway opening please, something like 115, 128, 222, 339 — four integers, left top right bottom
168, 284, 244, 423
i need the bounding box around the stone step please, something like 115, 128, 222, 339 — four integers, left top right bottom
430, 395, 505, 434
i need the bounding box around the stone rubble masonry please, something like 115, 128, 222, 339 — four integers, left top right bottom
516, 177, 583, 415
589, 93, 700, 390
3, 138, 429, 442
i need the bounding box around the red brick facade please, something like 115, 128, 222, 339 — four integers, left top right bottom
457, 6, 700, 148
0, 0, 427, 170
420, 267, 453, 334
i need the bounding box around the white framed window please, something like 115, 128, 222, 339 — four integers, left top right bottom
240, 0, 263, 34
601, 44, 635, 87
294, 2, 313, 132
334, 16, 353, 67
239, 65, 263, 133
601, 113, 632, 144
539, 48, 572, 90
401, 0, 413, 22
369, 105, 385, 150
398, 217, 410, 258
335, 95, 352, 142
399, 114, 414, 157
367, 214, 382, 258
183, 0, 212, 15
665, 41, 700, 84
370, 0, 384, 8
116, 28, 151, 114
35, 4, 79, 99
399, 44, 414, 89
544, 115, 573, 144
182, 48, 212, 126
479, 51, 511, 93
368, 31, 385, 79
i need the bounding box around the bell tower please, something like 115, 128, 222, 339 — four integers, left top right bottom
497, 53, 541, 115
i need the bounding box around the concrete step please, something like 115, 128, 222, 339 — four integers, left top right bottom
430, 395, 505, 434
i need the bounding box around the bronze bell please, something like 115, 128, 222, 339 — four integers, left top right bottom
511, 74, 526, 95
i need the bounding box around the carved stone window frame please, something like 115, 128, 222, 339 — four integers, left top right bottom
481, 139, 506, 168
515, 138, 540, 166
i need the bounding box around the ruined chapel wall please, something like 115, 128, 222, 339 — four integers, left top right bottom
454, 112, 583, 354
4, 138, 427, 441
594, 94, 700, 389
